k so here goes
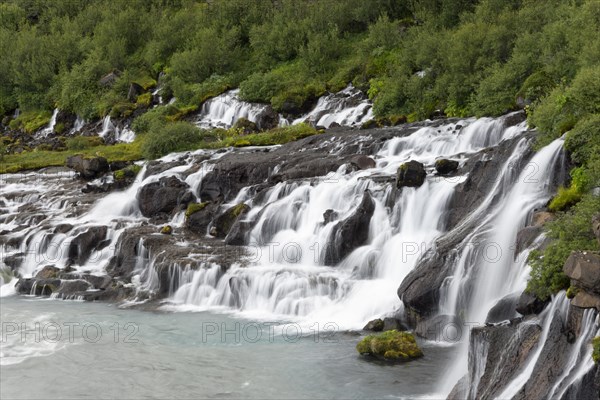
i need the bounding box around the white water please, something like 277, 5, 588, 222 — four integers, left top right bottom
69, 116, 85, 135
38, 108, 59, 138
196, 89, 285, 129
98, 116, 135, 143
293, 85, 373, 128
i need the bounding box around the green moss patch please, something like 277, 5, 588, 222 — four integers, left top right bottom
356, 330, 423, 361
186, 202, 209, 218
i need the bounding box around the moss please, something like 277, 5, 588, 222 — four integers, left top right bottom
186, 202, 209, 218
160, 225, 172, 235
136, 92, 152, 108
54, 122, 65, 134
566, 285, 580, 299
549, 186, 583, 212
132, 76, 157, 91
233, 139, 252, 147
593, 337, 600, 363
356, 330, 423, 361
9, 110, 52, 133
110, 102, 136, 119
113, 164, 141, 180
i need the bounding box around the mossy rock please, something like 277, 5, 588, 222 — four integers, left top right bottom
360, 119, 380, 129
110, 102, 136, 119
356, 330, 423, 361
233, 117, 258, 134
566, 285, 580, 299
593, 337, 600, 363
160, 225, 173, 235
136, 93, 153, 108
210, 203, 250, 238
114, 164, 141, 180
186, 202, 209, 218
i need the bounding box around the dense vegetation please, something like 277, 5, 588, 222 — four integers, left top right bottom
1, 0, 599, 299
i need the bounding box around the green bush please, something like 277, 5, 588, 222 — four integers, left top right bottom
565, 115, 600, 166
9, 110, 52, 133
66, 136, 105, 151
141, 121, 202, 159
593, 337, 600, 363
527, 194, 600, 301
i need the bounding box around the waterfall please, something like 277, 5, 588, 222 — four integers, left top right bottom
293, 85, 373, 128
196, 89, 278, 129
69, 116, 85, 135
39, 108, 59, 138
98, 116, 136, 143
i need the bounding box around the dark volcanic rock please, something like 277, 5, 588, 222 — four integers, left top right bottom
137, 176, 189, 217
67, 226, 108, 265
563, 251, 600, 295
210, 203, 250, 238
485, 292, 520, 323
349, 155, 376, 170
396, 160, 426, 188
415, 314, 462, 341
56, 279, 91, 298
324, 191, 375, 265
186, 202, 219, 235
66, 155, 109, 180
363, 318, 384, 331
514, 225, 542, 257
35, 265, 59, 280
516, 291, 548, 315
434, 158, 459, 175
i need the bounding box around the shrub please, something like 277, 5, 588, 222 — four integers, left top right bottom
66, 136, 105, 151
9, 110, 52, 133
593, 337, 600, 363
141, 121, 201, 159
356, 330, 423, 361
548, 186, 582, 212
565, 115, 600, 166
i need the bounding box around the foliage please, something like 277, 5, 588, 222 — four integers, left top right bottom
527, 195, 600, 301
593, 337, 600, 363
66, 136, 104, 151
8, 110, 51, 133
356, 330, 423, 361
141, 121, 203, 159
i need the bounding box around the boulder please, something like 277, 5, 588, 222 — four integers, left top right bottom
363, 318, 384, 332
254, 106, 280, 131
137, 176, 190, 218
16, 278, 60, 295
66, 155, 110, 180
485, 292, 520, 323
127, 82, 144, 102
324, 191, 375, 265
396, 160, 426, 188
571, 291, 600, 310
160, 225, 172, 235
232, 117, 258, 134
516, 290, 547, 315
185, 202, 219, 235
144, 160, 186, 179
3, 252, 24, 271
224, 220, 254, 245
323, 209, 339, 224
99, 70, 121, 87
514, 225, 542, 256
210, 203, 250, 238
531, 210, 555, 227
67, 226, 108, 265
434, 159, 459, 175
593, 213, 600, 245
35, 265, 59, 280
415, 314, 462, 341
53, 224, 73, 234
382, 317, 407, 332
56, 279, 91, 297
356, 330, 423, 361
349, 155, 376, 171
563, 251, 600, 295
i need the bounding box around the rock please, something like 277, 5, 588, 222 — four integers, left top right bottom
593, 213, 600, 245
210, 203, 250, 238
434, 159, 459, 175
328, 122, 341, 128
3, 253, 24, 271
254, 106, 280, 131
35, 265, 59, 280
324, 191, 375, 265
160, 225, 172, 235
514, 225, 542, 256
144, 160, 186, 179
563, 251, 600, 295
99, 70, 121, 87
571, 291, 600, 310
516, 290, 547, 315
323, 209, 339, 224
54, 110, 76, 133
16, 278, 61, 295
382, 317, 407, 332
531, 210, 555, 227
109, 161, 129, 171
360, 119, 380, 129
56, 279, 91, 297
485, 292, 520, 323
185, 202, 218, 235
349, 155, 376, 170
137, 176, 190, 218
232, 117, 258, 134
415, 314, 462, 341
356, 330, 423, 361
66, 155, 110, 180
127, 82, 144, 102
224, 220, 254, 245
67, 226, 108, 265
396, 160, 426, 188
363, 318, 384, 332
53, 224, 73, 234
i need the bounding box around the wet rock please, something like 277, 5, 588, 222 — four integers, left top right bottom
67, 226, 108, 265
516, 290, 547, 315
144, 160, 186, 178
56, 279, 91, 297
324, 191, 375, 265
127, 82, 144, 102
16, 278, 61, 295
185, 202, 219, 235
415, 314, 462, 341
571, 291, 600, 310
323, 209, 339, 224
210, 203, 250, 238
532, 210, 555, 227
3, 253, 24, 271
349, 155, 376, 170
485, 292, 520, 323
434, 159, 459, 175
224, 219, 253, 245
514, 225, 542, 256
160, 225, 173, 235
563, 251, 600, 295
382, 317, 407, 332
137, 176, 189, 217
396, 160, 426, 188
363, 318, 384, 332
35, 265, 59, 280
53, 224, 73, 234
109, 161, 129, 171
254, 106, 280, 131
66, 155, 110, 180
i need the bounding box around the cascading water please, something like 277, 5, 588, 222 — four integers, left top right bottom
293, 85, 373, 128
97, 116, 135, 143
38, 108, 59, 138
